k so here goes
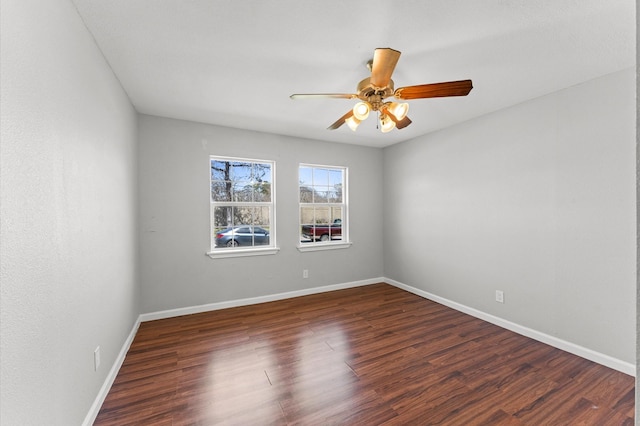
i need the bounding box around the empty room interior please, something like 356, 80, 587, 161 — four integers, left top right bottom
1, 1, 638, 425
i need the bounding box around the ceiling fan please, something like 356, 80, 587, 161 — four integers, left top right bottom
290, 48, 473, 133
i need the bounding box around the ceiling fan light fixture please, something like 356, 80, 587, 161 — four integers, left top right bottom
290, 48, 473, 133
379, 114, 396, 133
386, 102, 409, 120
353, 102, 371, 121
345, 115, 361, 131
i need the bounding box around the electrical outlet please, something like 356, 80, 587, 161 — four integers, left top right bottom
94, 346, 101, 371
495, 290, 504, 304
303, 269, 309, 279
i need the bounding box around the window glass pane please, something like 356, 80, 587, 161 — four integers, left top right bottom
211, 181, 231, 202
328, 169, 342, 186
213, 206, 233, 232
252, 206, 270, 227
299, 167, 313, 187
253, 163, 272, 184
211, 160, 232, 202
300, 185, 313, 203
211, 160, 230, 181
329, 186, 342, 203
330, 207, 343, 241
313, 188, 330, 203
313, 168, 329, 186
300, 206, 314, 225
230, 162, 252, 181
232, 182, 252, 202
331, 207, 342, 223
314, 206, 330, 224
300, 206, 315, 242
254, 181, 271, 202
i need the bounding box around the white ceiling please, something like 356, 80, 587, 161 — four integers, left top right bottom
71, 0, 635, 148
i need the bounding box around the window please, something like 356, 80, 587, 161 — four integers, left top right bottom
299, 164, 349, 250
209, 156, 277, 257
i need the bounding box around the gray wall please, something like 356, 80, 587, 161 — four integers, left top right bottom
384, 68, 636, 364
636, 1, 639, 416
0, 0, 139, 425
137, 115, 384, 313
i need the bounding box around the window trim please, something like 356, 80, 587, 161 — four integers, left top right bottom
297, 163, 349, 252
296, 241, 352, 253
207, 155, 278, 258
206, 246, 279, 259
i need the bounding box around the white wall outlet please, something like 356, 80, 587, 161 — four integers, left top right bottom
495, 290, 504, 303
94, 346, 101, 371
303, 269, 309, 279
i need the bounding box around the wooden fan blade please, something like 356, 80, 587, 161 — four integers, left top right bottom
327, 110, 354, 130
395, 116, 412, 130
370, 48, 401, 88
384, 108, 412, 130
290, 93, 357, 100
394, 79, 473, 100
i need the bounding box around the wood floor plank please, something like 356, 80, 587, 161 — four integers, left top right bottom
94, 283, 634, 425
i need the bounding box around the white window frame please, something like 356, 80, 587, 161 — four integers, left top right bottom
207, 156, 278, 259
297, 163, 351, 252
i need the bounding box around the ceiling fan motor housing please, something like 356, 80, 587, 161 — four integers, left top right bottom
356, 77, 394, 111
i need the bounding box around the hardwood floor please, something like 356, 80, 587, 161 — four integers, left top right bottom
94, 283, 635, 425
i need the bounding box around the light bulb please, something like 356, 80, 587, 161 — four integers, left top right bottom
387, 102, 409, 120
345, 116, 361, 131
379, 114, 396, 133
352, 102, 371, 121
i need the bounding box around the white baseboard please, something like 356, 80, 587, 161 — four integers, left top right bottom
139, 277, 384, 322
384, 278, 635, 377
82, 319, 141, 426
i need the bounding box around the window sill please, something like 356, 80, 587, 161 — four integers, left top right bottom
297, 241, 352, 252
206, 247, 280, 259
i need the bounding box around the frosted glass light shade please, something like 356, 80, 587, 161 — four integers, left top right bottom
352, 102, 371, 120
379, 114, 396, 133
345, 116, 361, 131
387, 102, 409, 120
